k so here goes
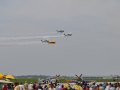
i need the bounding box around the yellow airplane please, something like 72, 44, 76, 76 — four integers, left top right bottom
41, 40, 56, 44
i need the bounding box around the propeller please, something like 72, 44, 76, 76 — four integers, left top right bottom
75, 74, 83, 81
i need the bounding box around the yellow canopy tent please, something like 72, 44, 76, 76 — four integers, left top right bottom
5, 75, 15, 79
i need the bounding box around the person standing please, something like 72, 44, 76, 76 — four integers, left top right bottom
14, 82, 20, 90
28, 82, 33, 90
2, 84, 8, 90
19, 82, 25, 90
48, 83, 56, 90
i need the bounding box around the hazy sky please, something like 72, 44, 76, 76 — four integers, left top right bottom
0, 0, 120, 76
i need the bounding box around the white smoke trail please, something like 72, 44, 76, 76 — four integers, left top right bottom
0, 34, 64, 46
0, 41, 44, 46
0, 35, 64, 41
38, 32, 57, 35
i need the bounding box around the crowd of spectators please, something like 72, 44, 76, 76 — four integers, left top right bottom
1, 81, 120, 90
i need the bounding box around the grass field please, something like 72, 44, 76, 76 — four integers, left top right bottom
11, 78, 38, 83
10, 78, 120, 84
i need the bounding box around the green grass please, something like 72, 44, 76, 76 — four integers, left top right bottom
10, 78, 120, 84
11, 78, 38, 84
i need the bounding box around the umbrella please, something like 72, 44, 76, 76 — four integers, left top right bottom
0, 73, 4, 79
5, 75, 15, 79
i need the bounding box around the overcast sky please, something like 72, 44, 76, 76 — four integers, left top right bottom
0, 0, 120, 76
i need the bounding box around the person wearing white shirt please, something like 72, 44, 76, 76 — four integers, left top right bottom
19, 83, 25, 90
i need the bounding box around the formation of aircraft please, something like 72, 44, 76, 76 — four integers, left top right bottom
40, 30, 72, 44
0, 30, 72, 45
56, 29, 72, 36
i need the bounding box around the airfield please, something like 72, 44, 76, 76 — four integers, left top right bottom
1, 74, 120, 90
1, 73, 120, 83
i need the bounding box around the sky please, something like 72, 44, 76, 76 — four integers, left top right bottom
0, 0, 120, 76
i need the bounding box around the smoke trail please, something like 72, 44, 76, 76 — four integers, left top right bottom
0, 34, 64, 46
38, 32, 57, 35
0, 41, 44, 46
42, 35, 64, 38
0, 35, 64, 41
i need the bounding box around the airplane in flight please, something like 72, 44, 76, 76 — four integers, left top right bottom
64, 33, 72, 36
41, 40, 56, 44
56, 30, 64, 33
